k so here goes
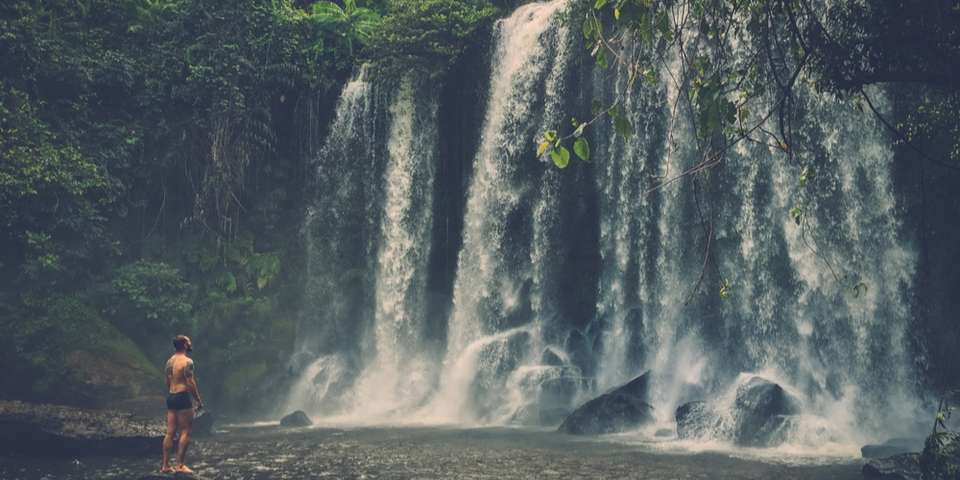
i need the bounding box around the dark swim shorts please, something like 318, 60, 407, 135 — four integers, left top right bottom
166, 391, 193, 411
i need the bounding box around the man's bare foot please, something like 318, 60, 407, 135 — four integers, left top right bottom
160, 465, 174, 474
176, 464, 195, 474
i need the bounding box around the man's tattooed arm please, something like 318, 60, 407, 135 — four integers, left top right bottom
165, 358, 173, 391
185, 359, 203, 407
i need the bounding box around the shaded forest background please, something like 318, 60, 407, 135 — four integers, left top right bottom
1, 0, 958, 416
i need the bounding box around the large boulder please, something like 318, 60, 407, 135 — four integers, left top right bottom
862, 453, 922, 480
732, 376, 801, 447
0, 400, 164, 456
920, 431, 960, 480
675, 401, 722, 439
558, 372, 654, 435
280, 410, 312, 427
862, 437, 924, 459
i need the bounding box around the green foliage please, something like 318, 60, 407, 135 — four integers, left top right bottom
368, 0, 498, 67
537, 126, 590, 169
573, 137, 590, 161
109, 261, 193, 332
309, 0, 383, 54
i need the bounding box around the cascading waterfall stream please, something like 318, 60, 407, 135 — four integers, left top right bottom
424, 0, 579, 424
287, 0, 924, 454
286, 70, 441, 420
347, 76, 440, 418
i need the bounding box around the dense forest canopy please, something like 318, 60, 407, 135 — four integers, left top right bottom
1, 0, 958, 411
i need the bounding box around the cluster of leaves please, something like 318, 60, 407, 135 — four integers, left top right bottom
537, 124, 590, 169
309, 0, 383, 55
923, 389, 960, 479
109, 261, 193, 333
366, 0, 498, 68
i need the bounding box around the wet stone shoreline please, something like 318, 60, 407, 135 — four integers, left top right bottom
0, 424, 863, 480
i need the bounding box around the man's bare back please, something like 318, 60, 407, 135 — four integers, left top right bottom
165, 354, 195, 394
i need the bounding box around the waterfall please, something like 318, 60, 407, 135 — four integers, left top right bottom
287, 69, 440, 418
587, 16, 920, 445
288, 0, 924, 451
423, 0, 580, 423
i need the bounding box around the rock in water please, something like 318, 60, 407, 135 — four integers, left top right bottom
862, 453, 921, 480
558, 371, 654, 435
920, 431, 960, 480
675, 401, 721, 440
0, 400, 164, 456
862, 437, 924, 459
280, 410, 312, 427
733, 377, 800, 447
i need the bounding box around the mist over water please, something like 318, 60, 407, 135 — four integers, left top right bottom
286, 0, 925, 457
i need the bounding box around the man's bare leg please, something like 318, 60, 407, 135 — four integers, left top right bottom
161, 410, 176, 473
175, 409, 195, 473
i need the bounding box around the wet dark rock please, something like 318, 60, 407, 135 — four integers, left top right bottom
675, 401, 722, 440
279, 410, 312, 427
615, 372, 652, 399
733, 377, 801, 447
192, 410, 215, 437
564, 330, 594, 378
920, 431, 960, 480
654, 428, 673, 438
558, 371, 654, 435
862, 453, 921, 480
0, 400, 164, 456
861, 437, 923, 459
540, 348, 565, 367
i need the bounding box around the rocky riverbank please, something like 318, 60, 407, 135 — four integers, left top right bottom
0, 400, 165, 456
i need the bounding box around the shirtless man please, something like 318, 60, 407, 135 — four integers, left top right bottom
161, 335, 204, 474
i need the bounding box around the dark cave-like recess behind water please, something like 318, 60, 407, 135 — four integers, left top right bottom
284, 0, 959, 449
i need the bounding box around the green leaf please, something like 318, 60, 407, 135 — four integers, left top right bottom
551, 146, 571, 169
582, 17, 596, 39
594, 0, 609, 10
544, 130, 558, 142
613, 110, 632, 138
537, 141, 550, 157
789, 206, 803, 225
574, 137, 590, 161
596, 48, 608, 69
